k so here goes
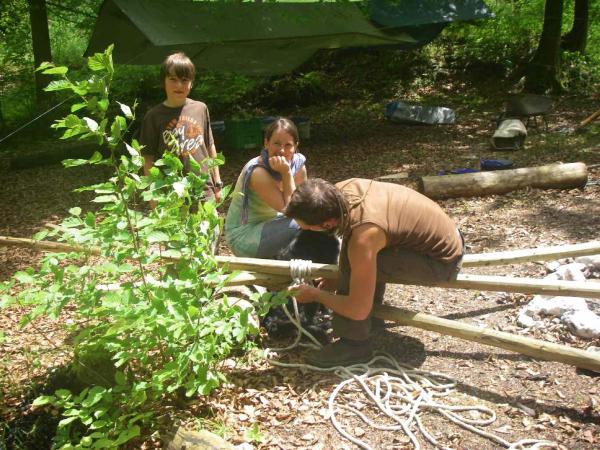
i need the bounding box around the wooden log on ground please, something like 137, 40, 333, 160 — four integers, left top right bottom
373, 304, 600, 372
419, 162, 588, 199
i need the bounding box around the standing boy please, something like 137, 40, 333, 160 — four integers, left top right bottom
285, 178, 465, 367
140, 52, 223, 202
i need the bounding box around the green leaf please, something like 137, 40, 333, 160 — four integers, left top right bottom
101, 291, 123, 309
124, 143, 138, 157
70, 102, 87, 113
42, 66, 68, 75
89, 151, 104, 164
114, 371, 127, 386
92, 195, 118, 203
172, 180, 188, 197
85, 212, 96, 227
88, 53, 108, 72
93, 407, 108, 419
36, 61, 54, 72
92, 437, 116, 448
58, 416, 79, 428
44, 79, 72, 92
14, 271, 34, 284
65, 114, 82, 128
147, 231, 170, 243
55, 389, 73, 400
33, 229, 50, 240
83, 117, 99, 132
89, 419, 109, 430
118, 102, 133, 119
63, 158, 89, 168
32, 395, 53, 406
161, 249, 182, 259
114, 426, 140, 446
98, 99, 109, 112
69, 207, 82, 216
81, 386, 107, 408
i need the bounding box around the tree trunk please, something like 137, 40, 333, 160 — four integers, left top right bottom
561, 0, 588, 52
27, 0, 52, 106
419, 162, 587, 199
524, 0, 564, 94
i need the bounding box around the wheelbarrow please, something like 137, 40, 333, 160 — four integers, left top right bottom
501, 93, 553, 130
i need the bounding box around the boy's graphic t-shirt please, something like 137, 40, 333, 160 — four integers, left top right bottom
140, 99, 215, 181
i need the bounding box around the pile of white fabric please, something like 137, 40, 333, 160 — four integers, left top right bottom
517, 255, 600, 339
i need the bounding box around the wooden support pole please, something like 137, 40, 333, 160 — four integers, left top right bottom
3, 236, 599, 270
215, 255, 339, 279
0, 236, 99, 255
2, 236, 600, 298
373, 304, 600, 373
462, 241, 600, 267
238, 270, 600, 299
440, 273, 600, 299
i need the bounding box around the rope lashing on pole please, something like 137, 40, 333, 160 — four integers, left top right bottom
289, 259, 312, 285
263, 262, 559, 450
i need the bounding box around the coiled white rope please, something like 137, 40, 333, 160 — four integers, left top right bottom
290, 258, 312, 285
263, 260, 558, 450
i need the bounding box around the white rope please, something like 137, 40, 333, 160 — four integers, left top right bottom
264, 266, 559, 449
290, 258, 312, 285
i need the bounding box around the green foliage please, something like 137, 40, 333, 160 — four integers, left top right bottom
193, 73, 261, 118
1, 45, 283, 448
441, 0, 545, 77
244, 423, 265, 444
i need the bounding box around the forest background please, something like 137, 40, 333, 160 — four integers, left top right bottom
1, 0, 599, 143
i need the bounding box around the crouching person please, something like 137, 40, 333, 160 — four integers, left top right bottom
285, 178, 465, 367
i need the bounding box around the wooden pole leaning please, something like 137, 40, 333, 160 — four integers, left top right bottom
373, 304, 600, 373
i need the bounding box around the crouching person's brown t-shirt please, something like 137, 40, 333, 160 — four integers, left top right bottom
336, 178, 462, 263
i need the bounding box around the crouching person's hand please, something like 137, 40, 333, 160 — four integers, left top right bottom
288, 283, 320, 303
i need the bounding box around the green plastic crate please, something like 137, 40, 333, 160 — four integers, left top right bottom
224, 118, 263, 151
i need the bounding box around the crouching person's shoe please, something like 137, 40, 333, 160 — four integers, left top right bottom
305, 338, 373, 368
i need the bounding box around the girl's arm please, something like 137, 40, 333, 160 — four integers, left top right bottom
249, 157, 301, 212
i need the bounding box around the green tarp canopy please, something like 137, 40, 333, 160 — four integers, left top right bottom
85, 0, 492, 76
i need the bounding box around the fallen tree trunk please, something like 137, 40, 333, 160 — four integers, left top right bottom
373, 304, 600, 372
420, 162, 588, 199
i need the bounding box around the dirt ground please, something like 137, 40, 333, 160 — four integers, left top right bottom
1, 96, 600, 449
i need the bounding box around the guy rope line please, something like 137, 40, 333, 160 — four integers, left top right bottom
263, 260, 559, 450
